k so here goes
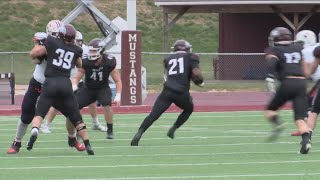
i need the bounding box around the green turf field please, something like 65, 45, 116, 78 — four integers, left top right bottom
0, 111, 319, 180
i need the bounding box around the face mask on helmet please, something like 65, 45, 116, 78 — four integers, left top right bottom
75, 31, 83, 47
46, 20, 63, 37
172, 40, 192, 52
87, 38, 106, 61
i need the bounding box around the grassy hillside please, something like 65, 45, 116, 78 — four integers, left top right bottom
0, 0, 218, 52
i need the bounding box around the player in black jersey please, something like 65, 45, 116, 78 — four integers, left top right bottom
27, 24, 94, 155
131, 39, 204, 146
264, 27, 311, 154
72, 38, 122, 139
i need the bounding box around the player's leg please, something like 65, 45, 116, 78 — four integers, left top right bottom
65, 118, 85, 151
26, 78, 57, 150
97, 87, 113, 139
40, 107, 58, 133
90, 102, 107, 132
292, 79, 312, 154
291, 80, 320, 136
168, 92, 194, 139
70, 87, 94, 155
7, 78, 41, 154
264, 81, 289, 142
131, 90, 172, 146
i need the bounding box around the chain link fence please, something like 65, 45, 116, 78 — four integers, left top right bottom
0, 52, 267, 90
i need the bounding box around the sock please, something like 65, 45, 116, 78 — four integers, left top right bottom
15, 120, 29, 141
68, 136, 77, 146
31, 127, 39, 136
12, 141, 21, 147
107, 123, 113, 132
83, 139, 91, 147
92, 117, 99, 124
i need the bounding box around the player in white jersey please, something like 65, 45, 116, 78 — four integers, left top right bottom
40, 31, 108, 133
291, 30, 320, 136
6, 20, 84, 154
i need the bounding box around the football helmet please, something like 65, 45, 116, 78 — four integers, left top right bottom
172, 39, 192, 52
58, 24, 76, 43
295, 30, 317, 48
75, 31, 83, 47
268, 27, 293, 46
88, 38, 106, 61
46, 20, 63, 37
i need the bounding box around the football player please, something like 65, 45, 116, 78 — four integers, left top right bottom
72, 38, 122, 139
40, 31, 107, 133
291, 30, 320, 136
264, 27, 311, 154
27, 24, 94, 155
130, 39, 204, 146
7, 20, 84, 154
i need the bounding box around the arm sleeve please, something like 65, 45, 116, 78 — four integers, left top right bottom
190, 53, 200, 69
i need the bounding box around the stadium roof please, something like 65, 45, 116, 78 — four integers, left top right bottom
154, 0, 320, 13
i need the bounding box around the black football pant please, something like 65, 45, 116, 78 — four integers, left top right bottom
138, 88, 194, 132
21, 78, 42, 124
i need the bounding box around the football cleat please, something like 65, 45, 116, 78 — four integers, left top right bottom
85, 145, 94, 155
291, 131, 301, 136
106, 130, 113, 139
131, 131, 142, 146
299, 138, 312, 154
92, 124, 107, 132
167, 125, 177, 139
7, 141, 21, 154
26, 135, 38, 150
266, 123, 285, 142
40, 124, 52, 134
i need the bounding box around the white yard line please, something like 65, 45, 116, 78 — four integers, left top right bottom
2, 160, 320, 170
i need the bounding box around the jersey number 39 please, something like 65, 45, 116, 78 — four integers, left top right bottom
53, 48, 74, 69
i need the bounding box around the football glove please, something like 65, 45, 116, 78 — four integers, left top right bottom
72, 84, 79, 92
113, 93, 121, 105
34, 32, 48, 45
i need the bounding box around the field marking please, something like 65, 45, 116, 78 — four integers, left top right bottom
1, 150, 320, 160
49, 173, 320, 180
2, 159, 320, 170
0, 140, 314, 150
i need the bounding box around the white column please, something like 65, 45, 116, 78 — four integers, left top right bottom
127, 0, 136, 30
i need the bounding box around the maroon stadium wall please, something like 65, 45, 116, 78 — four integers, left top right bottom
216, 13, 320, 80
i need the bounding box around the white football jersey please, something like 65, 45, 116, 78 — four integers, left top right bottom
33, 60, 47, 84
302, 43, 320, 81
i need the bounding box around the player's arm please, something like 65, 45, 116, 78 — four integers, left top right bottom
72, 57, 84, 85
110, 68, 122, 105
190, 54, 204, 87
265, 53, 279, 93
30, 45, 47, 64
309, 47, 320, 76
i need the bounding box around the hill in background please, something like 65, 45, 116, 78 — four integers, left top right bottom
0, 0, 218, 52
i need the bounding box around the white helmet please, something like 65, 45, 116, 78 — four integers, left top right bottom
295, 30, 317, 48
75, 31, 83, 47
46, 20, 63, 37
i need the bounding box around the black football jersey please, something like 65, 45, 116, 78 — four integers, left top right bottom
163, 52, 200, 93
44, 36, 83, 78
264, 44, 304, 80
82, 53, 116, 89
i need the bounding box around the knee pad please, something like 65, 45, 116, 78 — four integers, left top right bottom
76, 125, 87, 132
